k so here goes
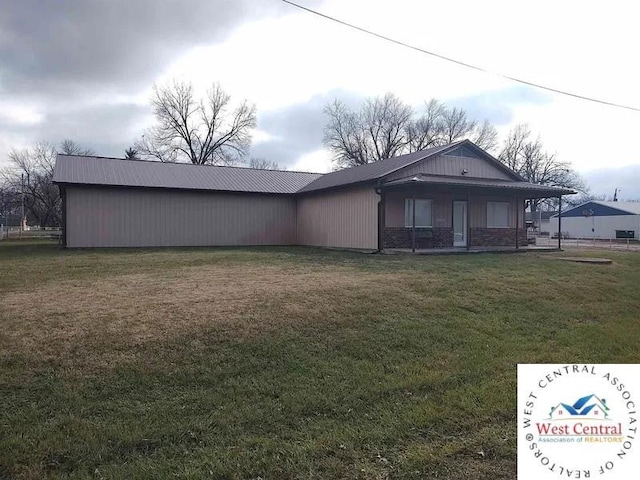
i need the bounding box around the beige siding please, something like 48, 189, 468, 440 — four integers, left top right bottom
385, 192, 524, 228
66, 186, 296, 247
296, 186, 379, 249
386, 154, 512, 181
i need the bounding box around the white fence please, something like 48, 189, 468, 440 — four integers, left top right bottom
0, 227, 62, 241
535, 236, 640, 251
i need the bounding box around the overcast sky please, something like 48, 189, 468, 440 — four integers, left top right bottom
1, 0, 639, 199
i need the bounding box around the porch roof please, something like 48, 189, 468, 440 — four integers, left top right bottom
381, 173, 575, 198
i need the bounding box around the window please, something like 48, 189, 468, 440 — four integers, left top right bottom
487, 201, 510, 228
405, 198, 433, 227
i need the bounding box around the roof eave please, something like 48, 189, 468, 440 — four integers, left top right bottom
381, 178, 576, 197
53, 181, 301, 196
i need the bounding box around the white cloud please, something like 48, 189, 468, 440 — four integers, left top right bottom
251, 129, 277, 144
292, 148, 333, 173
0, 102, 44, 125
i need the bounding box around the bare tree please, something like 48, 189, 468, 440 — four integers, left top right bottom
440, 107, 477, 145
59, 139, 95, 156
405, 99, 446, 151
136, 80, 257, 165
2, 143, 59, 227
498, 124, 586, 213
0, 183, 21, 227
471, 120, 499, 152
498, 124, 530, 171
324, 93, 412, 168
325, 94, 501, 168
248, 158, 284, 170
323, 99, 370, 167
1, 140, 94, 227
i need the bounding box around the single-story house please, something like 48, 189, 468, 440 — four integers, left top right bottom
550, 201, 640, 240
52, 140, 574, 250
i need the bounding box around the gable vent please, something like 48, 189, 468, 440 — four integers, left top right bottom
444, 146, 477, 158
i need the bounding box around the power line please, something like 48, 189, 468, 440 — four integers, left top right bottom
282, 0, 640, 113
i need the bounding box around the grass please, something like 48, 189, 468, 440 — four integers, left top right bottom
1, 241, 639, 479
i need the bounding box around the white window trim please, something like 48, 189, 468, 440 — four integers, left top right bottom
487, 201, 510, 229
404, 198, 433, 228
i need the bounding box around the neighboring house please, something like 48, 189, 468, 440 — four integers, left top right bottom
550, 201, 640, 240
52, 140, 574, 249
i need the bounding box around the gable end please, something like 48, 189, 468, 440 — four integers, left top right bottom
382, 140, 522, 183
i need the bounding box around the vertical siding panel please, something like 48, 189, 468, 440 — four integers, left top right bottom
385, 154, 513, 181
66, 187, 297, 248
296, 186, 378, 249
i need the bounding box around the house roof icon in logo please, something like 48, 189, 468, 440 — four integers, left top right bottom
548, 394, 610, 420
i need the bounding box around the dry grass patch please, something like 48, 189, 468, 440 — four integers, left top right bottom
1, 262, 434, 371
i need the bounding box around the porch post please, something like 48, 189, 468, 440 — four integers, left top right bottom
411, 195, 416, 253
515, 195, 519, 250
558, 195, 562, 250
466, 191, 471, 251
60, 186, 67, 248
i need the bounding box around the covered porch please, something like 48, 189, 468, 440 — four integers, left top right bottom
377, 175, 575, 253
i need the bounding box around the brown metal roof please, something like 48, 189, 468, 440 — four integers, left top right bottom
53, 141, 566, 197
382, 173, 576, 197
296, 143, 459, 193
53, 155, 322, 194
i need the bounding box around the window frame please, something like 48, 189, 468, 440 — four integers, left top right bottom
486, 201, 511, 229
404, 198, 433, 228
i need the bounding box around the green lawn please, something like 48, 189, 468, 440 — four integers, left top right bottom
1, 242, 639, 479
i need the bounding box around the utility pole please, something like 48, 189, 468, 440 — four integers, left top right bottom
21, 173, 26, 237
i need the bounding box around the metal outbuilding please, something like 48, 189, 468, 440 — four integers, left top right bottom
550, 201, 640, 240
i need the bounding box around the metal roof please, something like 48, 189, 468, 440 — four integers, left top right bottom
297, 143, 459, 193
382, 174, 576, 197
53, 141, 570, 198
554, 200, 640, 217
594, 201, 640, 215
53, 155, 322, 194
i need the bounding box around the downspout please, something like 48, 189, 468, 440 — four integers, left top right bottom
374, 181, 385, 253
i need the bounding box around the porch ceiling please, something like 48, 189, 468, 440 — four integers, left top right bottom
381, 174, 575, 198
